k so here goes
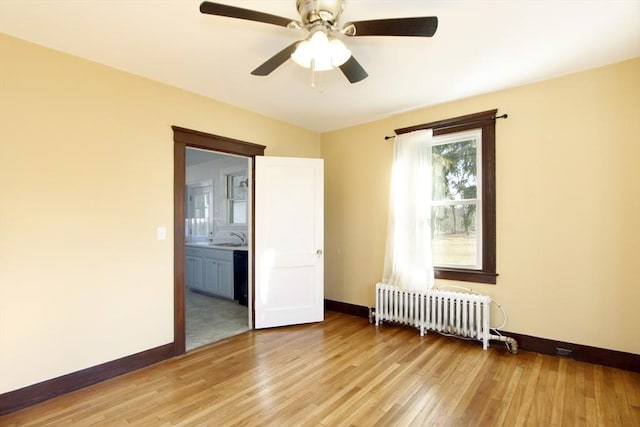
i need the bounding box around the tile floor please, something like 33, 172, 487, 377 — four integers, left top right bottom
185, 290, 249, 351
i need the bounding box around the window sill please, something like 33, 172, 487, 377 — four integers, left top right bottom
435, 268, 498, 284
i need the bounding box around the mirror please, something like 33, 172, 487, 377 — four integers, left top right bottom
226, 172, 247, 224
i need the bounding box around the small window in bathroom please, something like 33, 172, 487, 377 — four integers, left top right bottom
186, 183, 213, 241
226, 172, 247, 224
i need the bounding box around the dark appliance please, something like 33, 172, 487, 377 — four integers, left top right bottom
233, 250, 248, 306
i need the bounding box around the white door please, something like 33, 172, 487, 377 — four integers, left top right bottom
255, 156, 324, 329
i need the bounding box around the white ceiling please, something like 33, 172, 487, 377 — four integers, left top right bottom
1, 1, 639, 133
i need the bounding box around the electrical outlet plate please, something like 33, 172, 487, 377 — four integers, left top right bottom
556, 347, 572, 357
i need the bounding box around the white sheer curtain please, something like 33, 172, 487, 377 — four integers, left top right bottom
382, 129, 435, 291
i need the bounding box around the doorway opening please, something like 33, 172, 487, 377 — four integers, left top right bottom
184, 148, 250, 350
172, 126, 265, 356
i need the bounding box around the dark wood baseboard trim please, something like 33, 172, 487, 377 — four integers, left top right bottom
0, 343, 175, 415
324, 299, 640, 373
324, 299, 370, 319
500, 331, 640, 373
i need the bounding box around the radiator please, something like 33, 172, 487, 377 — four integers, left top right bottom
375, 283, 491, 350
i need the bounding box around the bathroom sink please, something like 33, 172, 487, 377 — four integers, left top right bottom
213, 242, 245, 247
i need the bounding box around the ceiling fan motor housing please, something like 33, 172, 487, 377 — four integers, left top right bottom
296, 0, 345, 25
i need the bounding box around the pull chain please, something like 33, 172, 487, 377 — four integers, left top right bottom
311, 59, 316, 89
310, 60, 323, 92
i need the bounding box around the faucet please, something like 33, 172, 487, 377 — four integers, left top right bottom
230, 232, 247, 245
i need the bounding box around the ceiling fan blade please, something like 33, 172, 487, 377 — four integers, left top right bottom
251, 42, 299, 76
200, 1, 294, 28
339, 56, 368, 84
344, 17, 438, 37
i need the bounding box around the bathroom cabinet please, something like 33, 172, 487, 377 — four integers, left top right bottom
185, 245, 237, 300
185, 247, 203, 291
202, 249, 234, 299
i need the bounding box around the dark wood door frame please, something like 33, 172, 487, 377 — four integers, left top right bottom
172, 126, 265, 355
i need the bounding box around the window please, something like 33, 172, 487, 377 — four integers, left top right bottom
186, 182, 213, 242
432, 129, 482, 269
395, 109, 498, 284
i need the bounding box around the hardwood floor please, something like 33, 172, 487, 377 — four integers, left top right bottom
2, 312, 639, 426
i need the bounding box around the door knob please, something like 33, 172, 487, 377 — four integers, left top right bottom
316, 249, 323, 255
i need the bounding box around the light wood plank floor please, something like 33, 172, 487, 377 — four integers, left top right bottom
2, 312, 639, 426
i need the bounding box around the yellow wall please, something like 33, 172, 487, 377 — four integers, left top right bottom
0, 33, 320, 394
322, 57, 640, 355
2, 28, 638, 395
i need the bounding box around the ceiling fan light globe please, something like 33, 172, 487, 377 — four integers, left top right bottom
291, 30, 351, 71
329, 38, 351, 67
291, 40, 313, 68
312, 56, 334, 71
309, 30, 330, 49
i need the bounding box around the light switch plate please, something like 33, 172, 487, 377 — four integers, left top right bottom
157, 226, 167, 241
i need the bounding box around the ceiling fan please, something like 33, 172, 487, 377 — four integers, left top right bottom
200, 0, 438, 83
